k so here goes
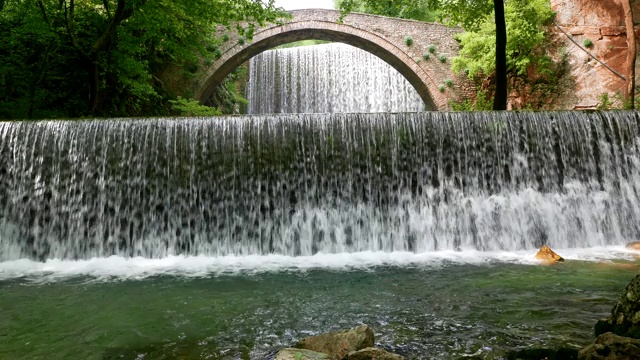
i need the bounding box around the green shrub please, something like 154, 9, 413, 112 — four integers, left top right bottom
427, 44, 436, 53
423, 52, 431, 60
222, 33, 230, 42
445, 79, 453, 87
404, 36, 414, 46
169, 97, 221, 116
438, 85, 445, 92
597, 93, 613, 110
238, 36, 246, 45
450, 90, 493, 111
438, 54, 447, 63
583, 38, 593, 48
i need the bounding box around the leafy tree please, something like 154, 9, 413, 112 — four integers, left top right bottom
0, 0, 285, 119
452, 0, 554, 78
335, 0, 440, 22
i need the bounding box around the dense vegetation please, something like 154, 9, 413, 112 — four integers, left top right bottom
0, 0, 285, 119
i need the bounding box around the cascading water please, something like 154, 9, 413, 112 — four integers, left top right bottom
246, 43, 425, 113
1, 111, 639, 261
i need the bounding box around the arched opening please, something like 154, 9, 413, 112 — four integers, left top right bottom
193, 21, 442, 110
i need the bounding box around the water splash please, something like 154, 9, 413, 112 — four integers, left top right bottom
0, 111, 639, 261
247, 43, 425, 113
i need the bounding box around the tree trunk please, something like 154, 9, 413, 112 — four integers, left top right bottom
87, 61, 99, 115
622, 0, 636, 109
493, 0, 508, 110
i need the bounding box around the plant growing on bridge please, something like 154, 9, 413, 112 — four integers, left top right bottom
427, 44, 436, 53
404, 36, 414, 46
445, 79, 453, 87
423, 52, 431, 60
438, 84, 445, 92
583, 38, 593, 48
438, 55, 447, 63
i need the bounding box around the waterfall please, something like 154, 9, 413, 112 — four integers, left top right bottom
1, 112, 639, 261
246, 43, 425, 114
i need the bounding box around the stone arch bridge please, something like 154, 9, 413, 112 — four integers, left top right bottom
193, 9, 473, 111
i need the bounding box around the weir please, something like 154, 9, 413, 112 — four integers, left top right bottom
1, 111, 639, 261
247, 43, 425, 113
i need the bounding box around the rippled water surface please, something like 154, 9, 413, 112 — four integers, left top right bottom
1, 251, 638, 360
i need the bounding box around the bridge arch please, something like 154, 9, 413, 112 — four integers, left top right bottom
193, 11, 462, 111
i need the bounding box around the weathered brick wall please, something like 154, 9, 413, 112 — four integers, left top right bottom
192, 9, 474, 111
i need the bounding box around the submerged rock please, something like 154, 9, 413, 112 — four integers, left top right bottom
294, 325, 374, 360
347, 347, 404, 360
595, 275, 640, 338
275, 348, 330, 360
534, 245, 564, 264
578, 332, 640, 360
506, 347, 578, 360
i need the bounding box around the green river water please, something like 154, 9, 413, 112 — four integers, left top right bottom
1, 253, 637, 360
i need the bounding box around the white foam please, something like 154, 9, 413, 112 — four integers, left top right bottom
0, 246, 636, 282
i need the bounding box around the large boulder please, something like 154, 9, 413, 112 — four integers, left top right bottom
275, 348, 330, 360
347, 347, 404, 360
595, 275, 640, 338
534, 245, 564, 264
294, 325, 375, 360
578, 332, 640, 360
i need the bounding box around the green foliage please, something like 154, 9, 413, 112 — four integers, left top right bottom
438, 84, 445, 92
238, 36, 246, 46
210, 64, 250, 114
583, 38, 593, 48
597, 93, 614, 110
427, 44, 436, 53
169, 97, 221, 117
276, 40, 331, 49
335, 0, 441, 22
450, 90, 493, 110
436, 0, 495, 31
0, 0, 286, 119
452, 0, 555, 78
423, 52, 431, 60
404, 36, 414, 46
445, 79, 453, 87
438, 54, 447, 63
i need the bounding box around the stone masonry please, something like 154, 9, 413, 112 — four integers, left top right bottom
192, 9, 475, 111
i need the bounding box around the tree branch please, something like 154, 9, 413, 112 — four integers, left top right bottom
90, 0, 138, 55
103, 0, 112, 19
36, 0, 50, 24
63, 0, 89, 59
